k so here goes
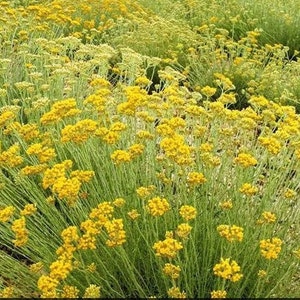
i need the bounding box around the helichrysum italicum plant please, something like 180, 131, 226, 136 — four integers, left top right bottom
0, 0, 300, 298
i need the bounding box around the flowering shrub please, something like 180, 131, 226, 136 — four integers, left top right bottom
0, 0, 299, 298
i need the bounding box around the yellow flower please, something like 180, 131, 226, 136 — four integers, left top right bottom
176, 223, 192, 239
49, 259, 73, 281
257, 211, 276, 224
201, 86, 217, 97
20, 164, 48, 176
104, 218, 126, 247
284, 189, 297, 199
136, 185, 156, 198
258, 270, 267, 277
113, 198, 126, 208
0, 144, 23, 167
128, 143, 145, 159
260, 238, 282, 259
11, 217, 28, 247
179, 205, 197, 221
0, 286, 14, 298
218, 200, 233, 210
187, 172, 207, 185
163, 263, 181, 279
61, 285, 79, 298
239, 183, 258, 196
83, 284, 101, 298
111, 149, 131, 164
29, 262, 44, 274
234, 153, 257, 167
153, 237, 183, 259
213, 258, 243, 282
127, 209, 140, 220
61, 119, 98, 144
217, 225, 244, 242
87, 263, 97, 273
167, 287, 186, 298
211, 290, 227, 298
26, 143, 56, 163
146, 197, 170, 217
0, 206, 15, 222
37, 275, 59, 298
20, 203, 37, 216
258, 136, 281, 155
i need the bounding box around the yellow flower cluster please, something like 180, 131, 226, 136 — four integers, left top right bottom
136, 185, 156, 198
213, 257, 243, 282
219, 200, 233, 210
12, 122, 40, 142
257, 211, 276, 224
153, 237, 183, 259
167, 286, 186, 298
258, 136, 281, 155
83, 284, 101, 298
234, 153, 257, 167
11, 217, 29, 247
61, 285, 79, 298
217, 224, 244, 242
0, 144, 23, 168
20, 164, 48, 176
117, 86, 148, 115
26, 143, 56, 163
211, 290, 227, 298
147, 197, 170, 217
186, 171, 207, 185
104, 218, 126, 247
176, 223, 192, 239
160, 134, 193, 165
42, 160, 94, 205
163, 263, 181, 279
20, 204, 37, 216
0, 111, 15, 128
61, 119, 98, 143
0, 206, 15, 222
260, 237, 282, 259
179, 205, 197, 221
239, 183, 258, 196
40, 98, 81, 125
127, 209, 140, 220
